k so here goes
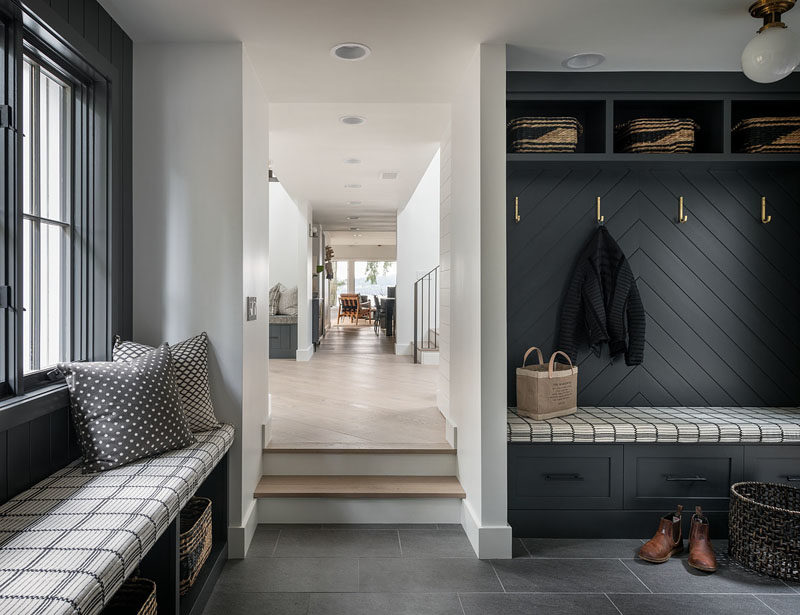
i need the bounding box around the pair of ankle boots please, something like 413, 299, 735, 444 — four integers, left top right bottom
638, 505, 717, 573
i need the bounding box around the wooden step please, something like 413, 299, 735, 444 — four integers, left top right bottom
254, 475, 465, 499
264, 442, 455, 454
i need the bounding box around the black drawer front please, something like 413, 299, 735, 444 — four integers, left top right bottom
744, 446, 800, 485
624, 445, 743, 510
508, 444, 622, 509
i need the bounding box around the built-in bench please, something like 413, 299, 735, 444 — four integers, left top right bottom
269, 315, 297, 359
0, 424, 233, 615
507, 408, 800, 539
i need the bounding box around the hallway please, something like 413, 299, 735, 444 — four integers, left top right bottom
268, 326, 447, 448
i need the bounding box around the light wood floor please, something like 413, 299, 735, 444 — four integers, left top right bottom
269, 325, 446, 447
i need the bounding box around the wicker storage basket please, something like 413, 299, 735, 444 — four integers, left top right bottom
103, 577, 157, 615
179, 496, 212, 596
729, 482, 800, 582
732, 116, 800, 153
508, 116, 582, 153
615, 118, 699, 153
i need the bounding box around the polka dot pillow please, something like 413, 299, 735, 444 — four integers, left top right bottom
113, 332, 219, 432
60, 344, 196, 473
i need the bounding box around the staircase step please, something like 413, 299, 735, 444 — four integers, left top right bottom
264, 442, 455, 454
254, 475, 465, 499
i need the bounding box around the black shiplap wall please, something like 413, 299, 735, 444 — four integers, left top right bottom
0, 0, 132, 504
507, 162, 800, 407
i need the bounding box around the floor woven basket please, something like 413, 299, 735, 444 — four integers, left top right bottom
179, 496, 213, 596
615, 118, 699, 153
103, 577, 157, 615
507, 116, 582, 153
732, 116, 800, 153
729, 482, 800, 582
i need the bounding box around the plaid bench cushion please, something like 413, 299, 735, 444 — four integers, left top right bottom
507, 407, 800, 444
0, 424, 234, 615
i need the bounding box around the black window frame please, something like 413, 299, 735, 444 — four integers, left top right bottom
0, 0, 116, 402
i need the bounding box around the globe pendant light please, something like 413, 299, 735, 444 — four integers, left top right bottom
742, 0, 800, 83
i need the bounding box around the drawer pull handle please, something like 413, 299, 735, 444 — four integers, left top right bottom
665, 474, 707, 482
544, 473, 584, 481
785, 475, 800, 482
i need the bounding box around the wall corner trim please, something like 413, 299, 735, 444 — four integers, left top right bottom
461, 500, 513, 559
295, 345, 314, 362
394, 343, 413, 356
227, 498, 258, 558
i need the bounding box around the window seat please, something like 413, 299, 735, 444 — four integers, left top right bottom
507, 407, 800, 444
0, 424, 234, 615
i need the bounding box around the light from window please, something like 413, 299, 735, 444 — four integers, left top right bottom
355, 261, 396, 297
22, 56, 71, 374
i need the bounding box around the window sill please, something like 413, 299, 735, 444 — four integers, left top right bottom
0, 383, 70, 432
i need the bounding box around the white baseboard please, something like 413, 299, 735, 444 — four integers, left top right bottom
228, 498, 259, 558
257, 497, 462, 524
420, 350, 439, 365
460, 500, 512, 559
394, 343, 412, 356
296, 344, 313, 362
445, 418, 457, 449
262, 419, 272, 450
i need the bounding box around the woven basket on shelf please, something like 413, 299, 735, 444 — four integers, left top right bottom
507, 116, 582, 153
179, 496, 213, 596
615, 118, 699, 153
732, 116, 800, 153
729, 482, 800, 582
103, 577, 157, 615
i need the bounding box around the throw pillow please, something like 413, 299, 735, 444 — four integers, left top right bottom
277, 285, 298, 316
60, 344, 195, 473
269, 283, 282, 316
113, 332, 220, 432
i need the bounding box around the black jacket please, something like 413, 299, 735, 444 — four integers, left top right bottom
558, 227, 645, 366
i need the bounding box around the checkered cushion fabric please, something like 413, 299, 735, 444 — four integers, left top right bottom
0, 424, 233, 615
507, 407, 800, 443
61, 344, 195, 473
113, 333, 219, 432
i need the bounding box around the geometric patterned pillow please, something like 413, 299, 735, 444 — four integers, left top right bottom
59, 344, 196, 473
113, 332, 220, 432
269, 283, 282, 316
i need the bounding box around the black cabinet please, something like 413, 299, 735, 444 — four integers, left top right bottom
269, 324, 297, 359
743, 446, 800, 485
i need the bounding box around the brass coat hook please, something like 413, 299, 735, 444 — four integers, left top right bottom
515, 196, 520, 223
596, 196, 604, 224
761, 196, 772, 224
677, 196, 688, 224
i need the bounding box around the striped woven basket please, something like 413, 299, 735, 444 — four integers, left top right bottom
732, 116, 800, 153
507, 116, 582, 153
103, 577, 157, 615
615, 118, 699, 153
729, 482, 800, 582
179, 496, 213, 596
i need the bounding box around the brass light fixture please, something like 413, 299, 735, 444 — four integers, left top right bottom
742, 0, 800, 83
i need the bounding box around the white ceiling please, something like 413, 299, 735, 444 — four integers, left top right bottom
270, 103, 447, 232
325, 231, 396, 246
101, 0, 792, 232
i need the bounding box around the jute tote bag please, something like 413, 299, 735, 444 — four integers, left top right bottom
515, 347, 578, 420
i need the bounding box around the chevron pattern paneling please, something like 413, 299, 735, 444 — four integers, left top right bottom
507, 163, 800, 407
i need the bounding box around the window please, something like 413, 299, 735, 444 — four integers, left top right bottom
354, 261, 396, 297
332, 261, 348, 305
22, 55, 71, 374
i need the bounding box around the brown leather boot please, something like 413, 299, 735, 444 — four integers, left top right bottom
688, 506, 717, 573
638, 505, 683, 563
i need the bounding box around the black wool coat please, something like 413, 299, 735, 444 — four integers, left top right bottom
557, 227, 645, 366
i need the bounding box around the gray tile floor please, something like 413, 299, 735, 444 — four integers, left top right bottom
202, 525, 800, 615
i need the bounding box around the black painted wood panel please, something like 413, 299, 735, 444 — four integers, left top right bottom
507, 162, 800, 406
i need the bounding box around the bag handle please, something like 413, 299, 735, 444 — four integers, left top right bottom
548, 351, 576, 378
522, 347, 544, 367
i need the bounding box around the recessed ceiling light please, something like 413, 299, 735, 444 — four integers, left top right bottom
562, 53, 605, 70
340, 115, 366, 125
331, 42, 371, 61
345, 184, 362, 189
349, 227, 360, 231
344, 158, 362, 164
346, 216, 360, 220
353, 233, 363, 237
380, 171, 399, 180
347, 201, 362, 205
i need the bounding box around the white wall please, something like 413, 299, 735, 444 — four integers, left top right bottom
330, 245, 397, 261
443, 44, 511, 559
133, 42, 269, 558
395, 150, 440, 355
268, 183, 312, 360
